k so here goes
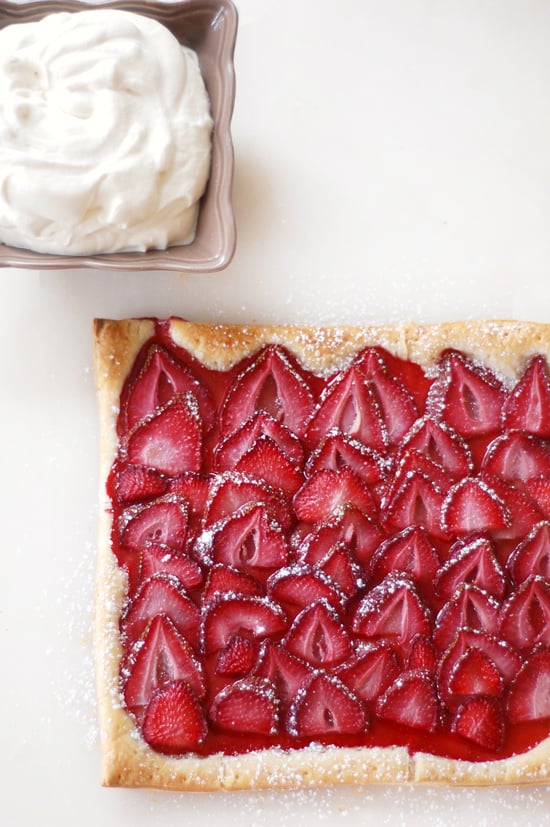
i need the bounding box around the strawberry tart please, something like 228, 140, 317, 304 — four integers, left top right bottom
93, 318, 550, 789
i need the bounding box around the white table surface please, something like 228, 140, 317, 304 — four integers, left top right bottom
2, 1, 550, 825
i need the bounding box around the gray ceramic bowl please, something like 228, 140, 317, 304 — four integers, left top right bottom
0, 0, 237, 272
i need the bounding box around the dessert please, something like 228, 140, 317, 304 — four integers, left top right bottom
94, 318, 550, 789
0, 9, 212, 255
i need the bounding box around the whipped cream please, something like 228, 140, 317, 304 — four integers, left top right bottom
0, 9, 213, 255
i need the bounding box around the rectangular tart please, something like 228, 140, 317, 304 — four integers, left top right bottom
93, 318, 550, 790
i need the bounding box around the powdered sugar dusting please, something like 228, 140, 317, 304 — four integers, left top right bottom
54, 534, 98, 750
119, 782, 550, 826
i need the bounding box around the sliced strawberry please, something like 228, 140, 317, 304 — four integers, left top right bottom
294, 468, 377, 524
203, 472, 292, 530
507, 521, 550, 584
382, 471, 446, 538
220, 345, 315, 439
139, 544, 203, 591
296, 506, 385, 570
253, 640, 312, 710
288, 672, 367, 737
438, 629, 522, 704
284, 599, 353, 668
122, 343, 215, 434
119, 496, 188, 552
502, 355, 550, 437
406, 634, 437, 673
305, 432, 386, 487
216, 635, 259, 676
141, 680, 207, 754
525, 478, 550, 519
197, 502, 288, 570
433, 584, 501, 652
121, 573, 200, 646
267, 564, 346, 611
480, 475, 543, 540
113, 545, 145, 595
434, 534, 507, 601
385, 449, 453, 503
317, 543, 361, 598
214, 411, 304, 471
113, 464, 168, 504
209, 677, 279, 735
360, 370, 418, 445
126, 397, 203, 476
375, 669, 440, 732
167, 473, 210, 517
350, 346, 396, 377
353, 352, 419, 445
507, 645, 550, 723
235, 436, 304, 497
369, 526, 440, 586
201, 595, 287, 654
123, 615, 205, 715
440, 477, 510, 535
481, 432, 550, 483
305, 366, 387, 453
353, 346, 432, 410
397, 417, 473, 479
448, 647, 503, 698
202, 564, 263, 603
337, 643, 400, 702
451, 696, 505, 752
352, 573, 431, 650
432, 350, 506, 437
499, 576, 550, 651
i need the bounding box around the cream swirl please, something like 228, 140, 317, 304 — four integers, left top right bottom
0, 9, 212, 255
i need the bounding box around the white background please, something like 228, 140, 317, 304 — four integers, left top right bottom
2, 1, 550, 825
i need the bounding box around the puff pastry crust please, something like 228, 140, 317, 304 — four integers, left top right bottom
93, 318, 550, 790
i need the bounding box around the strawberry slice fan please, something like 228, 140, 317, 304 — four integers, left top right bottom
101, 320, 550, 775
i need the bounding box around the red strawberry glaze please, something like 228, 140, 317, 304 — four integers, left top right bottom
106, 322, 550, 762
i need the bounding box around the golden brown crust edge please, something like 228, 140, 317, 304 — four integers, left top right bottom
93, 318, 550, 790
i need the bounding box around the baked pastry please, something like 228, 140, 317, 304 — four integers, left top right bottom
93, 318, 550, 790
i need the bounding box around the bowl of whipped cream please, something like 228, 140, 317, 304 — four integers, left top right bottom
0, 0, 237, 271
